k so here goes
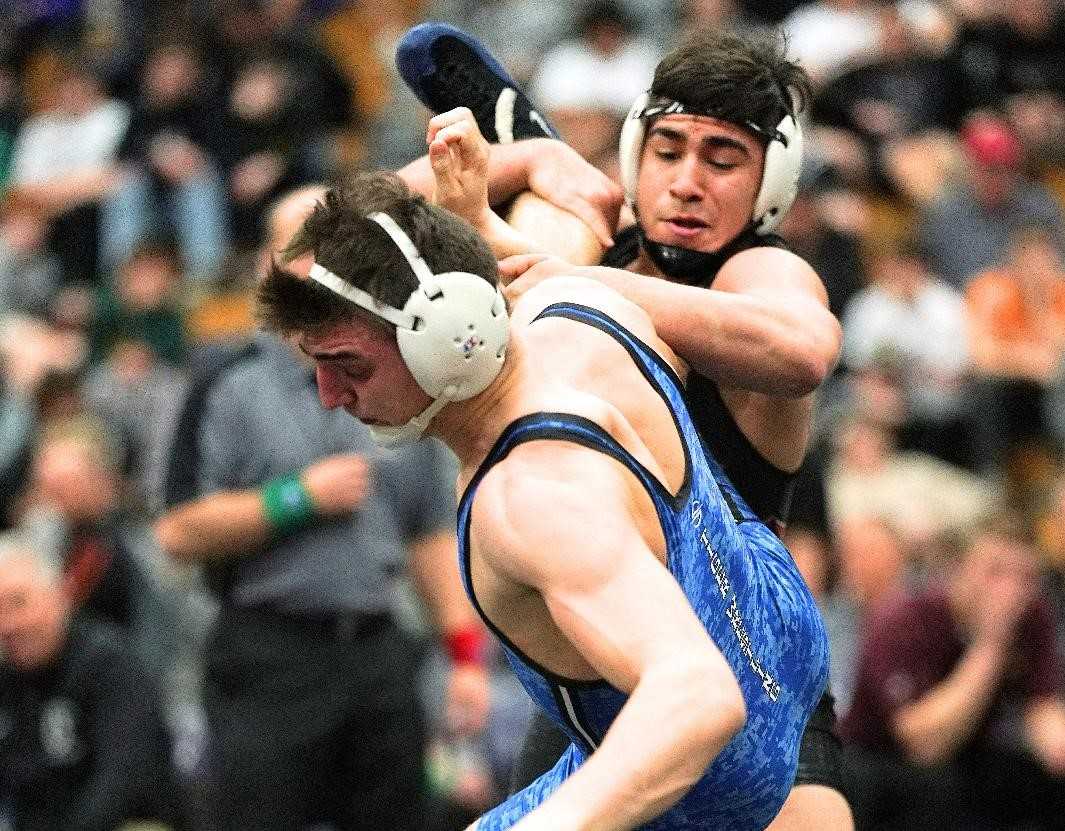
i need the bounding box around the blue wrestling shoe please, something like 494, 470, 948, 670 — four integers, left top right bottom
396, 22, 559, 144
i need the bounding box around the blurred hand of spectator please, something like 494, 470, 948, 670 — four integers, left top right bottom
1025, 698, 1065, 776
969, 544, 1039, 650
300, 452, 370, 515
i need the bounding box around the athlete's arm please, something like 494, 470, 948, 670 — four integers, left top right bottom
503, 248, 841, 396
474, 444, 746, 830
396, 120, 621, 249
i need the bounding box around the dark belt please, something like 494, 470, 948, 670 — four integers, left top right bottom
221, 604, 392, 641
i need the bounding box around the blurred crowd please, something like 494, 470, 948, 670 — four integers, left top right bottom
1, 0, 1065, 829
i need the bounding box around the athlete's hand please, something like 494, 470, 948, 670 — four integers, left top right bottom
498, 253, 574, 293
300, 453, 370, 515
524, 141, 622, 249
428, 107, 493, 230
445, 661, 492, 737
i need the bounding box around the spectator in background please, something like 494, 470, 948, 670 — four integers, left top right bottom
835, 515, 917, 715
950, 0, 1065, 115
88, 239, 188, 368
776, 164, 869, 319
841, 512, 1065, 830
82, 337, 188, 515
203, 0, 358, 184
0, 206, 62, 319
965, 220, 1065, 474
917, 112, 1065, 288
825, 409, 997, 557
950, 0, 1065, 184
219, 53, 308, 250
780, 0, 883, 87
840, 237, 972, 468
17, 416, 178, 682
103, 37, 230, 283
528, 1, 658, 165
812, 3, 965, 200
0, 536, 184, 831
4, 50, 127, 285
153, 185, 490, 831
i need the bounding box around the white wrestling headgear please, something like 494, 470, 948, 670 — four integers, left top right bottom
617, 89, 803, 234
309, 211, 509, 446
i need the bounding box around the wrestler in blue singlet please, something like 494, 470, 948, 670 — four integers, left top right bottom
457, 303, 830, 830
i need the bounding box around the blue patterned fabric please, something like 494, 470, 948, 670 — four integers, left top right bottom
457, 303, 829, 830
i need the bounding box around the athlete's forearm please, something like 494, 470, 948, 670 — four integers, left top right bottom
570, 265, 839, 396
516, 659, 745, 831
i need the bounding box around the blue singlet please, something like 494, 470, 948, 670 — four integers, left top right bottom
457, 303, 829, 830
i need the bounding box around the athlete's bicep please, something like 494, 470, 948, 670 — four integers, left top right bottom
475, 445, 728, 694
715, 247, 829, 308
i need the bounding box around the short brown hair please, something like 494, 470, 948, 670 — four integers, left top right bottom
257, 171, 499, 336
650, 27, 810, 139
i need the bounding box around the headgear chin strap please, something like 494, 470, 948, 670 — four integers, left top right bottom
637, 225, 761, 285
308, 211, 509, 446
618, 90, 804, 235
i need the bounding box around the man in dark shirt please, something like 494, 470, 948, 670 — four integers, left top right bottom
840, 513, 1065, 829
0, 539, 181, 831
154, 185, 490, 831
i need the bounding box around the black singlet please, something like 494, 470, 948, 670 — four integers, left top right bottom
601, 225, 798, 532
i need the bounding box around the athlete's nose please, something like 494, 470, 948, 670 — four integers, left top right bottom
668, 154, 705, 202
315, 365, 352, 410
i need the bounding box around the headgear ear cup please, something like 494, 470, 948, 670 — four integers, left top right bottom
618, 92, 650, 206
396, 269, 509, 401
308, 211, 509, 445
752, 113, 803, 234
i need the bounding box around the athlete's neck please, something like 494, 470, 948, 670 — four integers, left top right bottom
429, 336, 532, 470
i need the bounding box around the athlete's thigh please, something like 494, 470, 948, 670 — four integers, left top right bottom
767, 784, 854, 831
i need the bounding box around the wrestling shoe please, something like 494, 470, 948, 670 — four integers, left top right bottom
396, 22, 559, 144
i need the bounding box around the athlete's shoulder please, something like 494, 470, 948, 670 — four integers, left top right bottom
470, 427, 641, 585
716, 244, 828, 304
511, 272, 661, 341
